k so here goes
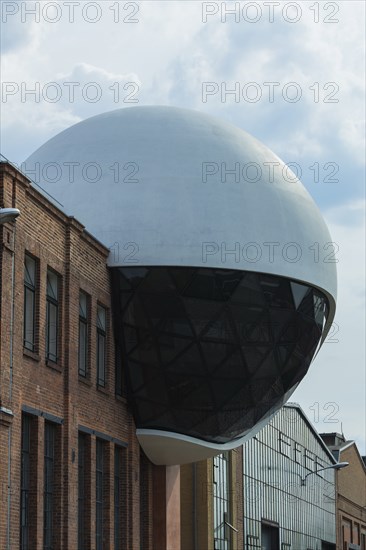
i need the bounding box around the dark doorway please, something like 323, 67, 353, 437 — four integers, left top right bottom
261, 521, 279, 550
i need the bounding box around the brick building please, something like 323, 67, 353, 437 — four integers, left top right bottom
321, 433, 366, 550
0, 160, 159, 550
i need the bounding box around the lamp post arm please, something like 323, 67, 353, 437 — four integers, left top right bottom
301, 462, 349, 486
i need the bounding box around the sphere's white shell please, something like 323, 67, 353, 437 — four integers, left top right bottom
24, 106, 336, 309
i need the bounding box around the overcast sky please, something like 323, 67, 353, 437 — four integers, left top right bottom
1, 1, 365, 452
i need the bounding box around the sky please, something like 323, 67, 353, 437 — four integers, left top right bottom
1, 1, 365, 452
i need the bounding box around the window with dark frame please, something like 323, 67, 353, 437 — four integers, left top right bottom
78, 292, 89, 377
115, 342, 123, 397
140, 449, 150, 550
97, 305, 107, 387
44, 421, 56, 550
46, 269, 59, 362
20, 414, 31, 550
24, 254, 36, 352
213, 452, 231, 550
114, 446, 123, 550
96, 439, 105, 550
78, 433, 87, 550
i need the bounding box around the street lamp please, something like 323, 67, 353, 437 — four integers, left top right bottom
300, 462, 349, 486
0, 208, 20, 224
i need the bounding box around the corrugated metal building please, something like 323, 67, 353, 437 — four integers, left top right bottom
243, 403, 337, 550
180, 402, 338, 550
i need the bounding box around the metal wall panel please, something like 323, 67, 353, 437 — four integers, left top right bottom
243, 404, 336, 549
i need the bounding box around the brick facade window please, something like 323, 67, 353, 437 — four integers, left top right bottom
213, 452, 231, 550
115, 343, 123, 397
96, 305, 107, 387
78, 433, 87, 550
114, 446, 123, 549
96, 439, 105, 550
46, 269, 59, 363
20, 414, 32, 550
140, 449, 150, 550
44, 421, 56, 550
78, 291, 89, 377
24, 254, 37, 352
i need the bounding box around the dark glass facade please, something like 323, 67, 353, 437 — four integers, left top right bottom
111, 267, 329, 444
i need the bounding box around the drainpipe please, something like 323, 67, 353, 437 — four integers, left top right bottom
7, 222, 17, 549
192, 462, 197, 550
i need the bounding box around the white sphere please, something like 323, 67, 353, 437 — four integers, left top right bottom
24, 107, 337, 464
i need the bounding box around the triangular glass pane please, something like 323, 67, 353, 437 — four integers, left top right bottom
231, 272, 265, 306
213, 349, 247, 379
138, 268, 174, 293
200, 340, 237, 371
183, 298, 223, 338
290, 281, 310, 309
119, 290, 133, 312
232, 305, 270, 344
178, 380, 213, 410
168, 267, 196, 294
297, 290, 316, 319
260, 276, 293, 308
275, 343, 295, 368
134, 397, 169, 423
184, 269, 225, 301
214, 270, 243, 300
279, 317, 299, 344
211, 378, 246, 409
313, 293, 327, 329
128, 362, 161, 392
200, 309, 236, 343
165, 342, 206, 375
123, 297, 149, 328
97, 305, 106, 330
120, 267, 149, 289
79, 292, 87, 318
254, 350, 278, 380
217, 383, 254, 411
242, 345, 272, 376
269, 309, 294, 342
24, 256, 36, 285
47, 270, 58, 299
117, 268, 133, 290
155, 315, 194, 338
127, 337, 158, 365
158, 335, 193, 365
122, 324, 139, 353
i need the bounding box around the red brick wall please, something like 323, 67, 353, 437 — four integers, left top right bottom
0, 162, 152, 550
336, 444, 366, 550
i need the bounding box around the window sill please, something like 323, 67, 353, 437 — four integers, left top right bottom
23, 348, 41, 362
46, 359, 62, 373
0, 407, 14, 427
79, 375, 92, 387
115, 394, 127, 404
96, 384, 109, 395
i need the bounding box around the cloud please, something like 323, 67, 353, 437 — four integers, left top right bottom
0, 1, 38, 53
1, 62, 141, 161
